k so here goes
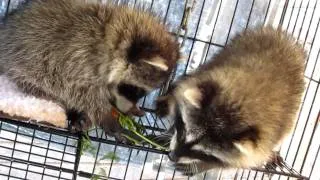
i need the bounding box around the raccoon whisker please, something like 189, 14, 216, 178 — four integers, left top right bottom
151, 135, 170, 141
157, 132, 172, 136
163, 142, 170, 147
157, 134, 172, 138
149, 133, 167, 139
160, 132, 173, 136
150, 136, 162, 140
162, 133, 172, 137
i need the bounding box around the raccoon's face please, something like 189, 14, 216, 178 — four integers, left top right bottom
104, 6, 180, 116
157, 79, 261, 174
109, 82, 147, 117
107, 23, 180, 116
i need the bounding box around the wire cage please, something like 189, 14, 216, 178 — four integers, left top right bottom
0, 0, 319, 179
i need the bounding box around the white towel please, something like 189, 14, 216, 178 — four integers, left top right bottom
0, 75, 67, 128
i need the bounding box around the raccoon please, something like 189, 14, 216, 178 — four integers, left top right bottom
156, 27, 305, 174
0, 0, 180, 136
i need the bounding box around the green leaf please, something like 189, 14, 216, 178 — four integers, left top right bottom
91, 174, 100, 180
88, 146, 97, 157
119, 114, 135, 131
122, 133, 141, 145
80, 132, 97, 156
100, 152, 120, 162
99, 168, 107, 176
131, 120, 145, 134
116, 110, 169, 151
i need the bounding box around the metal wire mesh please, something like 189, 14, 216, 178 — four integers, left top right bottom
0, 118, 78, 179
0, 0, 319, 179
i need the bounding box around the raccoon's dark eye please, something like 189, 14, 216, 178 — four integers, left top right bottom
118, 83, 147, 102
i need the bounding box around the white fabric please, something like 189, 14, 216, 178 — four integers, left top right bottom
0, 75, 67, 128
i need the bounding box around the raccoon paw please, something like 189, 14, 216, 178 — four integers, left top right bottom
174, 163, 197, 176
103, 128, 132, 145
68, 110, 92, 133
113, 132, 132, 144
265, 151, 284, 169
100, 122, 129, 144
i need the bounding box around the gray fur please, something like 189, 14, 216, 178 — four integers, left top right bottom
0, 0, 179, 133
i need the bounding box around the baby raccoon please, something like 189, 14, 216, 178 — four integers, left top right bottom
0, 0, 179, 136
157, 27, 305, 174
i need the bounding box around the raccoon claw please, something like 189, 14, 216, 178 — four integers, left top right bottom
114, 132, 132, 144
182, 172, 195, 176
174, 163, 196, 176
265, 151, 284, 169
102, 125, 131, 144
68, 110, 92, 133
174, 163, 186, 171
128, 106, 145, 117
78, 119, 92, 132
104, 130, 132, 145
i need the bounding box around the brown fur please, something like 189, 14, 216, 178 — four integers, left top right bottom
0, 0, 179, 134
202, 26, 305, 143
157, 27, 306, 174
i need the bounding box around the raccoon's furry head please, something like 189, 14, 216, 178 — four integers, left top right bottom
156, 27, 305, 175
157, 77, 265, 174
100, 3, 180, 115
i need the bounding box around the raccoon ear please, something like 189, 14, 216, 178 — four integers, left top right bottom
233, 126, 259, 155
233, 140, 256, 155
183, 81, 218, 108
198, 81, 219, 107
183, 87, 202, 108
143, 57, 169, 71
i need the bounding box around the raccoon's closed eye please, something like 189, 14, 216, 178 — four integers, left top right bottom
118, 83, 147, 102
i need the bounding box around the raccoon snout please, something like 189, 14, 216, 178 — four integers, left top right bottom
168, 151, 178, 162
127, 106, 145, 117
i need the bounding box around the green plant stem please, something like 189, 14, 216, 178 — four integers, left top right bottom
131, 130, 167, 150
117, 110, 168, 151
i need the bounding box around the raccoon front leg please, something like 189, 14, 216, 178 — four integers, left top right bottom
175, 161, 226, 176
265, 151, 284, 169
68, 110, 92, 132
100, 111, 130, 143
14, 80, 93, 131
86, 107, 129, 143
15, 80, 56, 102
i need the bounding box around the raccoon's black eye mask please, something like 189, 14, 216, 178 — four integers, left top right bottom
171, 107, 225, 164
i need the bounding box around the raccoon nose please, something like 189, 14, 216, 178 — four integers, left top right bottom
168, 152, 178, 162
128, 106, 145, 117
